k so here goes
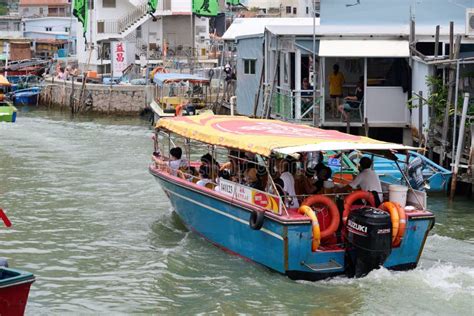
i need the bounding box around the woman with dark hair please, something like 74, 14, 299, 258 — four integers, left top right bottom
196, 165, 212, 187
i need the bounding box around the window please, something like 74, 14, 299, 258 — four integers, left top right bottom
14, 22, 20, 31
103, 0, 116, 8
0, 22, 8, 31
65, 27, 70, 33
306, 6, 309, 14
367, 58, 408, 87
45, 27, 52, 31
97, 21, 104, 33
39, 7, 44, 15
286, 6, 291, 14
59, 7, 65, 15
244, 59, 256, 75
293, 7, 297, 14
48, 7, 58, 16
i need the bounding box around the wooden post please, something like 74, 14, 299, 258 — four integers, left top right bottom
434, 25, 440, 58
450, 93, 469, 200
346, 119, 350, 134
418, 91, 423, 146
364, 117, 369, 137
449, 21, 454, 59
440, 27, 460, 167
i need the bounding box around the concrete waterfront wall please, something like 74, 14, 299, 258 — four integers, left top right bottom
41, 78, 154, 114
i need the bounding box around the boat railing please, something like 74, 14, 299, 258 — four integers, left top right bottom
272, 86, 321, 122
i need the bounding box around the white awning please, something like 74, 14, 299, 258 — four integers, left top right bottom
319, 40, 410, 57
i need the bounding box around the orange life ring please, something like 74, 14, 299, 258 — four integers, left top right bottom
300, 194, 340, 239
378, 202, 399, 244
298, 205, 320, 251
380, 201, 406, 247
342, 190, 376, 225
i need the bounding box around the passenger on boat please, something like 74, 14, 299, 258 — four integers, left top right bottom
279, 156, 299, 208
295, 167, 318, 197
201, 153, 220, 180
221, 150, 245, 182
341, 157, 383, 204
196, 165, 213, 187
156, 147, 188, 176
315, 166, 334, 194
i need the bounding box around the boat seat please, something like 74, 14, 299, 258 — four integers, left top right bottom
205, 183, 216, 190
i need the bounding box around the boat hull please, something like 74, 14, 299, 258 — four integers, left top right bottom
0, 103, 17, 122
0, 268, 35, 315
151, 167, 435, 280
13, 93, 39, 106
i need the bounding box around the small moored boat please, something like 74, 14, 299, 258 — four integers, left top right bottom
0, 100, 17, 123
9, 87, 41, 106
149, 115, 435, 280
150, 72, 212, 123
0, 75, 17, 122
0, 209, 35, 314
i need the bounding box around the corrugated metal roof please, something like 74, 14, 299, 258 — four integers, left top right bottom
222, 18, 320, 41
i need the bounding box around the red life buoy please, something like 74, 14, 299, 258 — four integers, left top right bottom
342, 190, 376, 225
300, 194, 340, 239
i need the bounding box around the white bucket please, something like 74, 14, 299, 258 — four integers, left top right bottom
389, 184, 408, 207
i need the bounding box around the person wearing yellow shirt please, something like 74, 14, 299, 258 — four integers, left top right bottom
328, 64, 345, 118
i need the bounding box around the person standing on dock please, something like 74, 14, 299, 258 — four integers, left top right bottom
329, 64, 344, 118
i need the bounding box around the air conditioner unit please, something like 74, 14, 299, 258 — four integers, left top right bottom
466, 8, 474, 35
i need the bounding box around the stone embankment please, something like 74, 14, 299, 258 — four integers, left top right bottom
40, 77, 154, 114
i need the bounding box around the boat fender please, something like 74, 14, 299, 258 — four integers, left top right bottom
300, 194, 340, 239
298, 205, 321, 251
249, 210, 264, 230
342, 191, 376, 225
380, 201, 406, 247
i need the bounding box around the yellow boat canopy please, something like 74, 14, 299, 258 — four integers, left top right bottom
157, 115, 417, 157
0, 75, 11, 86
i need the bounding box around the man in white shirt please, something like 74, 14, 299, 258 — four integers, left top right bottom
349, 157, 383, 203
279, 157, 300, 209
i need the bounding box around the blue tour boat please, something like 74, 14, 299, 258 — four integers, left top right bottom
149, 115, 435, 280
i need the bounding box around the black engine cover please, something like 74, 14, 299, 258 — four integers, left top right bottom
346, 207, 392, 278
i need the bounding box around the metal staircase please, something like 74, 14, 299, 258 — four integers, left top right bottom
97, 1, 154, 38
118, 2, 151, 37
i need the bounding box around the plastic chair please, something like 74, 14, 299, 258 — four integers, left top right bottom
340, 97, 364, 122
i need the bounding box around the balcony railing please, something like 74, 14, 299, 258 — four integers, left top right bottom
271, 86, 321, 122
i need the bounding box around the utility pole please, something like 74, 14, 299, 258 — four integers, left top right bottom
312, 0, 319, 126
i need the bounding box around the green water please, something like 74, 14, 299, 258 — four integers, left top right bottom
0, 110, 473, 314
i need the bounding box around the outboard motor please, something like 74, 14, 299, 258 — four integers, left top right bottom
346, 207, 392, 278
408, 156, 426, 190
